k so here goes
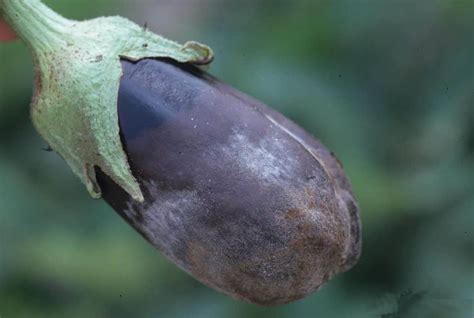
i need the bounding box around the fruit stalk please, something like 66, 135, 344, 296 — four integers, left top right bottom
1, 0, 68, 52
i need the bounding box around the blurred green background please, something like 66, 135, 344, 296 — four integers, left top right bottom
1, 0, 473, 317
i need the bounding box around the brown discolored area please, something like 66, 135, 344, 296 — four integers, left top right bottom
96, 58, 361, 305
285, 207, 305, 220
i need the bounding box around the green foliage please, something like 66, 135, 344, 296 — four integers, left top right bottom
0, 0, 472, 317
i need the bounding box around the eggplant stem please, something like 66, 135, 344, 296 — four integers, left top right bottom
0, 0, 70, 52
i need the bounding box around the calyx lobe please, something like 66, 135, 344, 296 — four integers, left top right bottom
1, 0, 214, 201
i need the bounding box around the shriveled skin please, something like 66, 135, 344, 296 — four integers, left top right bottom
96, 58, 361, 306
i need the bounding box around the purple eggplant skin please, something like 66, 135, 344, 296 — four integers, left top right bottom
95, 58, 361, 306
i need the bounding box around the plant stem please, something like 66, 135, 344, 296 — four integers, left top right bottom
0, 0, 71, 52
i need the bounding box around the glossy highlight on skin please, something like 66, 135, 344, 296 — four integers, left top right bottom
96, 58, 361, 305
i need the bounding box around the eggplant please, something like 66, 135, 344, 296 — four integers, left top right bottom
2, 0, 361, 306
95, 58, 361, 305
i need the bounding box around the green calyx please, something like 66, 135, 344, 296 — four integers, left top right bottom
0, 0, 214, 202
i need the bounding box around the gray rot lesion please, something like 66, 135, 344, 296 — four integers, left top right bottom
95, 57, 361, 305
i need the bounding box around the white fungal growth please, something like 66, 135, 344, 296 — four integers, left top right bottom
223, 130, 299, 185
124, 181, 203, 262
